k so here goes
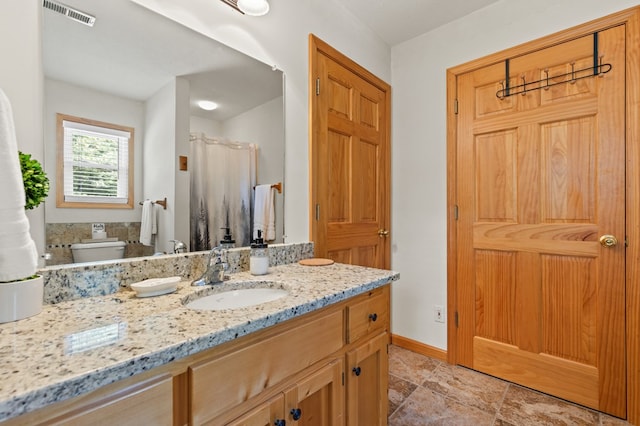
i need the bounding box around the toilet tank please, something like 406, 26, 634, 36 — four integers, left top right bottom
70, 241, 126, 263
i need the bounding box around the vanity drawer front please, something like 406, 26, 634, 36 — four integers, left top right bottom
347, 286, 390, 343
190, 309, 344, 424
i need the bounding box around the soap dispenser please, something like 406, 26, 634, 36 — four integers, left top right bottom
250, 230, 269, 275
219, 227, 235, 249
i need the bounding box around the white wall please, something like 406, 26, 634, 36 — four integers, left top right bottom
190, 116, 222, 136
131, 0, 391, 245
174, 77, 191, 251
390, 0, 640, 350
223, 96, 285, 242
144, 80, 178, 253
0, 1, 45, 259
44, 78, 145, 224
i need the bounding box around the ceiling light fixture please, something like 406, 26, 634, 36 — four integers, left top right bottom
237, 0, 270, 16
197, 100, 219, 111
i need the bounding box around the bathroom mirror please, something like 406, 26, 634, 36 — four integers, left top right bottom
42, 0, 285, 265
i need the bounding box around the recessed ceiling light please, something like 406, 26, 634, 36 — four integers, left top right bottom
197, 100, 219, 111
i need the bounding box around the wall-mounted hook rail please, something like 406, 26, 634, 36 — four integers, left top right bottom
496, 32, 612, 99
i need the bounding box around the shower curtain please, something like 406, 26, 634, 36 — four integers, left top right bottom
190, 133, 257, 250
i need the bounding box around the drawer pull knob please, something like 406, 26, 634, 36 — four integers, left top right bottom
290, 408, 302, 421
352, 366, 362, 376
369, 313, 378, 322
275, 420, 286, 426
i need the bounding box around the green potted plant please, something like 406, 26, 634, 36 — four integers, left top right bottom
19, 151, 50, 211
0, 151, 49, 323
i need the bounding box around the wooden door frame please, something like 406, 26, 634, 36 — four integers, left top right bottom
446, 7, 640, 423
308, 34, 392, 269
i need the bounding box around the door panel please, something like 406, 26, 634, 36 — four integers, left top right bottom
456, 26, 626, 417
310, 35, 391, 269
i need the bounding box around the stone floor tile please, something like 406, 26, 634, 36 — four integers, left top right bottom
388, 345, 442, 385
389, 373, 418, 416
388, 386, 496, 426
422, 363, 508, 413
497, 385, 599, 425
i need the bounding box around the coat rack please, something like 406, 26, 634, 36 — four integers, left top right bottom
496, 32, 612, 99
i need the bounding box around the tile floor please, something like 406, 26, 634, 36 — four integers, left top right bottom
388, 345, 630, 426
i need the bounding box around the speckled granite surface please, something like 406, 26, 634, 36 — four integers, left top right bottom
0, 260, 398, 422
40, 242, 314, 304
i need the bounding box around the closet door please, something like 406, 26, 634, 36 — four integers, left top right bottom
456, 26, 626, 417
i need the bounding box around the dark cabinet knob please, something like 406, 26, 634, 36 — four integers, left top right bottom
275, 420, 286, 426
352, 366, 362, 376
290, 408, 302, 421
368, 313, 378, 322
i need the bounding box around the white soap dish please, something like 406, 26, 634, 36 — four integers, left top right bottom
131, 276, 181, 298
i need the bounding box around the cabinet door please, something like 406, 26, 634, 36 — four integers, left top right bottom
226, 394, 285, 426
284, 358, 344, 426
346, 333, 388, 426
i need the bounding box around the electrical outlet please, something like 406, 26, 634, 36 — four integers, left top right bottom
434, 305, 445, 323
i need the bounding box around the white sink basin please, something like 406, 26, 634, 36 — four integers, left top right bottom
185, 287, 289, 311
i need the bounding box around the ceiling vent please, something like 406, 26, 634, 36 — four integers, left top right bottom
42, 0, 96, 27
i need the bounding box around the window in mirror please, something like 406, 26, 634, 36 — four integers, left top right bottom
56, 113, 134, 209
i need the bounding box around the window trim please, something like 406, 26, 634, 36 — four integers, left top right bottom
56, 113, 134, 209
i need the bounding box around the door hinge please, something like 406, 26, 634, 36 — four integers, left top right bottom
454, 311, 459, 328
316, 77, 320, 96
454, 99, 459, 115
625, 236, 629, 247
315, 204, 320, 221
453, 204, 459, 220
342, 371, 345, 386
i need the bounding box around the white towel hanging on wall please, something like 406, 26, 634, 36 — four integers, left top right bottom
253, 184, 276, 241
140, 199, 157, 246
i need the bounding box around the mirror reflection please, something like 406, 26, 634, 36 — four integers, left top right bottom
42, 0, 285, 266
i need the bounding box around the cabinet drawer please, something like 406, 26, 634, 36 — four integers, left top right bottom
46, 374, 174, 426
190, 309, 344, 424
347, 287, 389, 343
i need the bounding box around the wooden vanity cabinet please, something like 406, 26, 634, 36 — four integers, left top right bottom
4, 285, 390, 426
190, 285, 390, 426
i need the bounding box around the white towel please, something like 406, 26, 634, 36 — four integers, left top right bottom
139, 200, 157, 246
253, 184, 276, 241
0, 88, 38, 281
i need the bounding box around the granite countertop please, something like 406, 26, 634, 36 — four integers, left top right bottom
0, 262, 399, 422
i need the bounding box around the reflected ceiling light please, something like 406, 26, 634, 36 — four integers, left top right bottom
198, 100, 218, 111
237, 0, 270, 16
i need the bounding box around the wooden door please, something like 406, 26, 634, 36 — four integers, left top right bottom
346, 332, 389, 426
455, 26, 626, 417
284, 358, 344, 426
309, 35, 391, 269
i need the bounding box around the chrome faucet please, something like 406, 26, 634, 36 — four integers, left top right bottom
191, 246, 228, 286
170, 239, 187, 254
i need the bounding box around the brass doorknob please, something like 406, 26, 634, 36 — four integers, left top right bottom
599, 235, 618, 248
378, 229, 389, 237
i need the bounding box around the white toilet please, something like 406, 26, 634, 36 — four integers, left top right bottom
70, 241, 126, 263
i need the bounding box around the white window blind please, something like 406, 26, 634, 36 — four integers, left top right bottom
62, 120, 130, 204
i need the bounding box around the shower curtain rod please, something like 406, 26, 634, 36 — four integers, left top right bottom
189, 133, 255, 149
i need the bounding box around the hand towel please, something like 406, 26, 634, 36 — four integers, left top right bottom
0, 88, 38, 281
253, 184, 276, 241
139, 200, 157, 246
